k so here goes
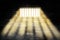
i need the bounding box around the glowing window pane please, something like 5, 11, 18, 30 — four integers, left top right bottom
20, 8, 40, 17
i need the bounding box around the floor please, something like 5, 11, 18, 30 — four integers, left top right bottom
0, 10, 60, 40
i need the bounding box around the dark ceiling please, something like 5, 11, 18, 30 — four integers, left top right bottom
0, 0, 60, 32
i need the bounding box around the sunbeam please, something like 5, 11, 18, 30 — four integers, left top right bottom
1, 7, 60, 40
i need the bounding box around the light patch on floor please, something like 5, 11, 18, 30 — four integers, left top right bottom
1, 7, 60, 40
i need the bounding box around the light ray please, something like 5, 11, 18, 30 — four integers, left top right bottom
7, 16, 21, 37
1, 9, 20, 36
27, 17, 34, 40
33, 18, 44, 39
40, 9, 60, 39
39, 14, 54, 40
27, 17, 33, 34
1, 7, 60, 40
18, 17, 27, 36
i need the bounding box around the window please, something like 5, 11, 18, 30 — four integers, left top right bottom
20, 8, 40, 17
